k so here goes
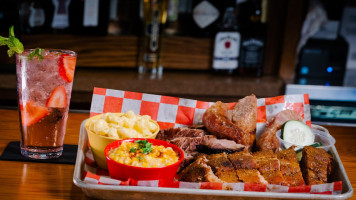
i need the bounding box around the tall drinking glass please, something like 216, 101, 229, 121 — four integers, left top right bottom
16, 49, 77, 159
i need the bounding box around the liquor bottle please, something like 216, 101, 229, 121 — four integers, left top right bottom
212, 0, 240, 74
190, 0, 222, 37
164, 0, 179, 35
0, 1, 19, 35
27, 0, 54, 34
177, 0, 193, 36
18, 0, 31, 34
117, 0, 141, 35
138, 0, 167, 76
107, 0, 120, 35
51, 0, 71, 33
238, 0, 266, 76
69, 0, 110, 35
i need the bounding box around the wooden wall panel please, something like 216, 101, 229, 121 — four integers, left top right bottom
262, 0, 288, 75
20, 34, 139, 68
161, 37, 211, 70
279, 0, 306, 84
4, 34, 212, 70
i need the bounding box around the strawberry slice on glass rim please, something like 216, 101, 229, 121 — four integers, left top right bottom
20, 101, 49, 127
58, 54, 76, 83
46, 86, 67, 108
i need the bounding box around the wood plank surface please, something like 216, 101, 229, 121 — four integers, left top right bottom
0, 109, 354, 199
0, 109, 89, 200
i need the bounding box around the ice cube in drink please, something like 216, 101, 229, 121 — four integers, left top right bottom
16, 49, 77, 159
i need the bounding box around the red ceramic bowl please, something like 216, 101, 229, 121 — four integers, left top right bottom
104, 138, 184, 181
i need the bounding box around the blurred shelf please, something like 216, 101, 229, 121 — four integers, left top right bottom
0, 34, 211, 70
0, 68, 284, 110
0, 0, 305, 86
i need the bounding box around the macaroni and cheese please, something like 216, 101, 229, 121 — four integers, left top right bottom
87, 111, 159, 139
109, 140, 179, 168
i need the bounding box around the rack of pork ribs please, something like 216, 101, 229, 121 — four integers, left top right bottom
156, 95, 334, 186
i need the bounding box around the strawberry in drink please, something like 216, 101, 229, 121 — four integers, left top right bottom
16, 49, 76, 159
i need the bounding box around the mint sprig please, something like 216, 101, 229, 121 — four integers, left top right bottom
28, 48, 45, 61
0, 26, 24, 57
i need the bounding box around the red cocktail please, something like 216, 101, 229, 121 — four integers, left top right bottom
16, 49, 76, 159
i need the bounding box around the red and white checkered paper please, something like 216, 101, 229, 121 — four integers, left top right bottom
83, 149, 342, 194
90, 87, 217, 128
85, 87, 340, 194
256, 93, 311, 139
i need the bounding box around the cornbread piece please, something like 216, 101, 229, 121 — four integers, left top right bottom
301, 146, 333, 185
228, 150, 258, 169
227, 151, 267, 184
262, 171, 285, 185
253, 150, 284, 185
255, 158, 281, 174
279, 160, 305, 186
277, 148, 305, 186
276, 148, 299, 163
235, 169, 268, 184
257, 110, 303, 152
279, 159, 301, 175
178, 155, 222, 183
253, 150, 281, 174
205, 153, 239, 182
253, 150, 276, 159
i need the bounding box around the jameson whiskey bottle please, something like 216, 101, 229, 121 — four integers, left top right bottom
212, 1, 240, 74
138, 0, 167, 75
238, 0, 265, 76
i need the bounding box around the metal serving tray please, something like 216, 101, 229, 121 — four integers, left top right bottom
73, 120, 353, 200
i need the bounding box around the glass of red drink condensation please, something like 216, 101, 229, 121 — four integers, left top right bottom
16, 49, 77, 159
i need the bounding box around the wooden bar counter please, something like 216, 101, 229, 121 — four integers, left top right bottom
0, 108, 355, 199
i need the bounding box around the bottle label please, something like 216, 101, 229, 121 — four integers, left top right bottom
144, 53, 158, 62
83, 0, 99, 27
193, 1, 219, 29
109, 0, 118, 21
29, 6, 45, 27
51, 0, 71, 29
145, 0, 160, 52
241, 38, 264, 66
213, 32, 241, 70
167, 0, 179, 21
